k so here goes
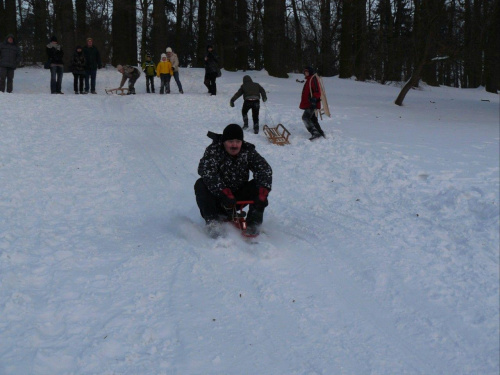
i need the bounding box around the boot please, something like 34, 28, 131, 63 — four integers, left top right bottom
253, 124, 259, 134
147, 88, 150, 93
242, 123, 249, 130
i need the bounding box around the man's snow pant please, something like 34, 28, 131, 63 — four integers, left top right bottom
0, 67, 15, 93
145, 75, 155, 93
242, 99, 260, 128
194, 178, 266, 225
204, 72, 217, 95
302, 108, 324, 137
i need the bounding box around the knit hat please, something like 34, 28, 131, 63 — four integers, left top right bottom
116, 64, 123, 71
50, 35, 58, 42
304, 66, 315, 75
222, 124, 244, 142
166, 47, 172, 53
86, 37, 93, 42
161, 53, 167, 59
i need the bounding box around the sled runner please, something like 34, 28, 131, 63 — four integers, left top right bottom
105, 87, 129, 95
229, 201, 259, 238
311, 73, 331, 120
263, 124, 291, 146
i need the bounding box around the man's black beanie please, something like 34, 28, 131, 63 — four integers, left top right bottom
222, 124, 244, 142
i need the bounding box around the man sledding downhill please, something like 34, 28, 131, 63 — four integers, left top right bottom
194, 124, 273, 239
300, 66, 326, 140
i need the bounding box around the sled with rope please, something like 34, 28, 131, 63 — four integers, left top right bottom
262, 101, 291, 146
263, 124, 291, 146
105, 87, 129, 95
228, 201, 259, 238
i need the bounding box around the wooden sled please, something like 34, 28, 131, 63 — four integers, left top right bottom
311, 74, 331, 120
105, 87, 129, 95
263, 124, 291, 146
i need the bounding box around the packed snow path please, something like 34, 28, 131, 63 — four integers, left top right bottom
0, 67, 498, 374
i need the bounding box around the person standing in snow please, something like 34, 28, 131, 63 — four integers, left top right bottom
116, 64, 141, 95
0, 34, 21, 93
166, 47, 183, 94
83, 37, 102, 94
204, 45, 219, 96
142, 53, 156, 93
230, 75, 267, 134
195, 124, 272, 238
156, 53, 173, 94
300, 66, 325, 140
71, 45, 86, 94
46, 36, 64, 94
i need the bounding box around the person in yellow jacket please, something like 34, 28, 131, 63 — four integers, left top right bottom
156, 53, 173, 94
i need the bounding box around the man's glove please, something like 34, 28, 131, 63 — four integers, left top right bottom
220, 188, 236, 208
253, 187, 269, 210
309, 97, 318, 109
230, 100, 235, 107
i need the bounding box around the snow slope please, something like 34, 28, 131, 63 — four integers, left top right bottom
0, 66, 499, 374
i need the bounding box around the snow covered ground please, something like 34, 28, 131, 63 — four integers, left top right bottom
0, 66, 498, 375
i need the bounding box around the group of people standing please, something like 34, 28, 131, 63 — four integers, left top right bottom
129, 47, 183, 95
46, 36, 102, 94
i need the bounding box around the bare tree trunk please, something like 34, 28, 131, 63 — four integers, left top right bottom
319, 0, 334, 76
34, 0, 48, 62
195, 0, 207, 67
4, 0, 16, 36
53, 0, 76, 71
175, 0, 185, 59
112, 0, 138, 66
152, 0, 167, 61
353, 0, 367, 81
235, 0, 248, 70
0, 1, 5, 40
75, 0, 86, 44
395, 0, 438, 105
263, 0, 288, 77
290, 0, 303, 73
484, 0, 500, 93
338, 0, 353, 78
252, 0, 263, 70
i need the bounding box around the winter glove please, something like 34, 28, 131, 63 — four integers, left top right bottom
253, 187, 269, 210
230, 100, 235, 107
220, 188, 236, 208
309, 97, 318, 109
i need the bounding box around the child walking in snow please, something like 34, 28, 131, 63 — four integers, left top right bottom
230, 75, 267, 134
156, 53, 173, 94
142, 53, 156, 93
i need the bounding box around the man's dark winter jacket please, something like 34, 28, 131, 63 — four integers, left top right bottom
83, 45, 102, 70
198, 132, 272, 197
231, 75, 267, 103
46, 43, 64, 66
205, 51, 218, 74
0, 34, 21, 69
71, 49, 86, 75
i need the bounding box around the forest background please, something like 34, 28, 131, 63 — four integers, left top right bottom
0, 0, 498, 95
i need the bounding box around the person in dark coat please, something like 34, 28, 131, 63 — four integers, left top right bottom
0, 34, 21, 93
46, 36, 64, 94
204, 45, 219, 96
194, 124, 273, 238
71, 45, 86, 94
83, 37, 102, 94
300, 66, 325, 140
230, 75, 268, 134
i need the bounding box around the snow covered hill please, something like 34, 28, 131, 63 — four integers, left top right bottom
0, 66, 499, 374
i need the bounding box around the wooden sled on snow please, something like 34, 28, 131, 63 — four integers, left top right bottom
105, 87, 129, 95
263, 124, 291, 146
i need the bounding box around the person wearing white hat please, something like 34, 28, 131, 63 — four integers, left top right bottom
166, 47, 183, 94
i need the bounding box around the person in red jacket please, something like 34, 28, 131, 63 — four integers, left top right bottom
299, 66, 325, 140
